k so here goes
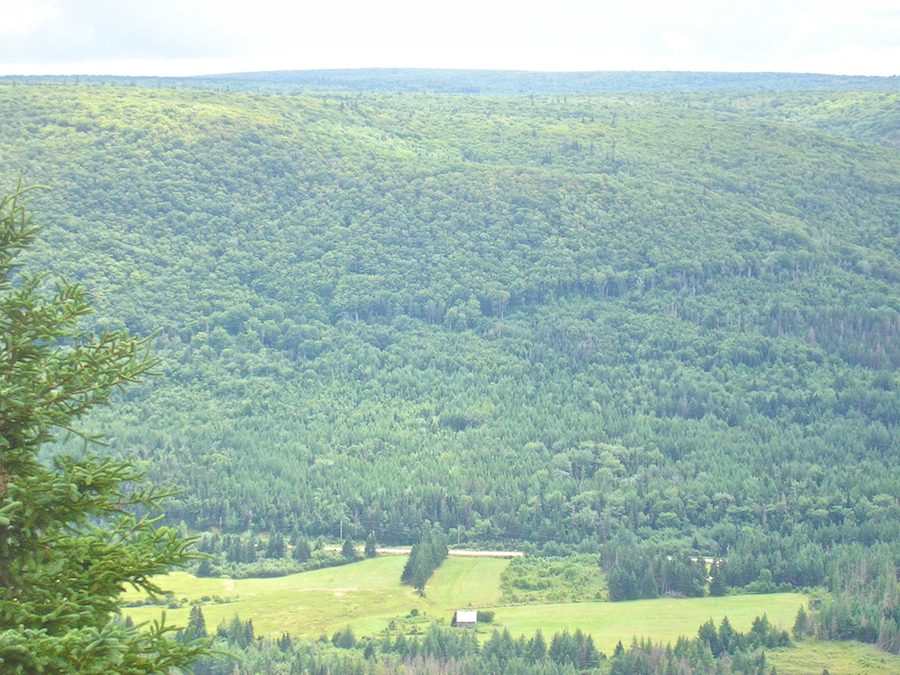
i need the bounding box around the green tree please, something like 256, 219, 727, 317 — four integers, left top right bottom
332, 625, 356, 649
527, 629, 547, 662
0, 185, 210, 673
792, 606, 809, 639
291, 537, 311, 563
709, 560, 728, 597
364, 532, 377, 558
187, 606, 208, 639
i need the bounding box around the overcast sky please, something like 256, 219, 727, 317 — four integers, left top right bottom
1, 0, 898, 77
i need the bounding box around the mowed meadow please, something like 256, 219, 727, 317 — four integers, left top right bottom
124, 555, 804, 653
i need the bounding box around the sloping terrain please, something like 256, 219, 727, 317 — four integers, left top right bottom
1, 85, 899, 597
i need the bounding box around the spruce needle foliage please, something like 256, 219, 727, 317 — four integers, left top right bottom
0, 183, 211, 673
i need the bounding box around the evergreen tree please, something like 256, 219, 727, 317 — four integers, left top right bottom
365, 532, 377, 558
265, 532, 285, 559
792, 606, 809, 639
292, 537, 311, 562
709, 560, 728, 597
188, 605, 208, 639
332, 625, 357, 649
401, 544, 419, 584
245, 536, 257, 563
527, 629, 547, 662
0, 186, 210, 672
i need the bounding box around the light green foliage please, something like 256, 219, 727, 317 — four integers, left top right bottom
0, 187, 210, 673
500, 555, 607, 604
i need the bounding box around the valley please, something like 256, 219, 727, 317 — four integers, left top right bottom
125, 555, 803, 653
2, 73, 900, 673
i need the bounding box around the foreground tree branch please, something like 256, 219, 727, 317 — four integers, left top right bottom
0, 182, 212, 674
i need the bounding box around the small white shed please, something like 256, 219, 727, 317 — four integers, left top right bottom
454, 610, 477, 628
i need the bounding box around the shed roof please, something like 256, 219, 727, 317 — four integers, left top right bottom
455, 611, 477, 623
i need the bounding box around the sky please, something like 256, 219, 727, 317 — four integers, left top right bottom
1, 0, 898, 77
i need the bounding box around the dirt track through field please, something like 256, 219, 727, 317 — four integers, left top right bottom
324, 546, 523, 557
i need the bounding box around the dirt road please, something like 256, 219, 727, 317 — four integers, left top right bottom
323, 546, 523, 558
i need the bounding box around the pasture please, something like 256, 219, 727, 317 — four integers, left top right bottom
496, 593, 805, 654
768, 639, 900, 675
124, 555, 804, 653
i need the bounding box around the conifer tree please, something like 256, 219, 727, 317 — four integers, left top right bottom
187, 606, 208, 639
291, 537, 311, 562
0, 185, 210, 673
365, 532, 377, 558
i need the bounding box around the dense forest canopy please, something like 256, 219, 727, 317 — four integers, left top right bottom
1, 82, 899, 600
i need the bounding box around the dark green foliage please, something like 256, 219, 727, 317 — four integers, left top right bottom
605, 541, 707, 601
477, 610, 495, 623
200, 610, 790, 675
792, 606, 809, 639
10, 86, 900, 570
196, 559, 215, 577
0, 187, 210, 672
805, 543, 900, 652
188, 605, 208, 639
332, 625, 357, 649
709, 560, 728, 596
528, 629, 547, 662
264, 532, 286, 558
193, 531, 351, 578
292, 537, 311, 563
341, 538, 357, 559
365, 532, 377, 558
215, 615, 255, 650
547, 629, 601, 669
401, 524, 449, 593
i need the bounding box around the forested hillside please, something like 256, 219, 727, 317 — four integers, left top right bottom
2, 84, 900, 599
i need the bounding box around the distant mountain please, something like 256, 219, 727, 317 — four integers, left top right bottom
4, 68, 899, 94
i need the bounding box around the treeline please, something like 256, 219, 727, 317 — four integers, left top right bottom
5, 69, 899, 94
401, 525, 449, 592
604, 547, 710, 601
177, 610, 791, 675
795, 543, 900, 654
193, 531, 355, 579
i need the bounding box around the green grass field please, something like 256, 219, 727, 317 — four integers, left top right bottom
495, 594, 805, 654
124, 555, 803, 654
767, 639, 900, 675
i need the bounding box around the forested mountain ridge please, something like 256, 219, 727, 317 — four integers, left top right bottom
2, 85, 900, 597
5, 69, 900, 93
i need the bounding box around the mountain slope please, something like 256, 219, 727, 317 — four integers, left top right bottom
2, 86, 900, 587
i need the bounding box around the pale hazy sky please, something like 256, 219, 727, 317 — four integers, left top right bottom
1, 0, 898, 77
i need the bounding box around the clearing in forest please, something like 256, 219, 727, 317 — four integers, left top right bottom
124, 555, 804, 650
